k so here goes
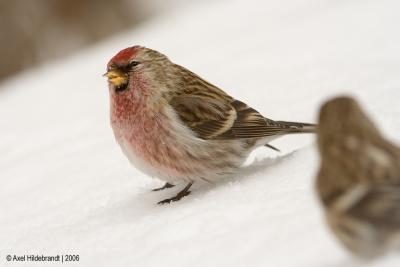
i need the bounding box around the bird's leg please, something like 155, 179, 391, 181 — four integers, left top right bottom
152, 182, 175, 191
157, 183, 193, 205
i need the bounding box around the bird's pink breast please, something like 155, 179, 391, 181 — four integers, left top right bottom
110, 93, 198, 179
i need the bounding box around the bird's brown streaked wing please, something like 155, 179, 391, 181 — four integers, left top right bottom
219, 100, 294, 139
348, 184, 400, 230
169, 95, 237, 139
170, 95, 293, 140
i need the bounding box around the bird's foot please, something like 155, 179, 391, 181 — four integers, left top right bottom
157, 183, 193, 205
152, 182, 175, 191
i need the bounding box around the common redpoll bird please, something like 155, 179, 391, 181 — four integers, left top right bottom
317, 96, 400, 258
104, 46, 315, 204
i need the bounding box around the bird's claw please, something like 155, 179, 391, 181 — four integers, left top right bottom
157, 190, 191, 205
152, 183, 175, 191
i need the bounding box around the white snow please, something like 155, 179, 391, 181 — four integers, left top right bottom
1, 0, 400, 266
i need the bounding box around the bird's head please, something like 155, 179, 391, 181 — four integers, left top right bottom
319, 96, 379, 136
104, 46, 173, 95
317, 96, 382, 162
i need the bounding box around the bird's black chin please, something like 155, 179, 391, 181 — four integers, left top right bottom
115, 83, 128, 93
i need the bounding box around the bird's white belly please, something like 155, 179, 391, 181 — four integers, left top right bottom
111, 105, 253, 183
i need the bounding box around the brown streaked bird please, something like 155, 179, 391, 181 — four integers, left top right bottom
317, 96, 400, 258
104, 45, 316, 204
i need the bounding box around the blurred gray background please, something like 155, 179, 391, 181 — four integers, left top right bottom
0, 0, 185, 82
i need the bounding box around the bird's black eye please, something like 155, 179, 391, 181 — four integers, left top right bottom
129, 61, 140, 68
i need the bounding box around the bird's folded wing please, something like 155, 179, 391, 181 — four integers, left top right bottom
346, 184, 400, 230
169, 95, 291, 140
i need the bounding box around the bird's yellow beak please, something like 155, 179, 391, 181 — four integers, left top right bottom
103, 70, 128, 87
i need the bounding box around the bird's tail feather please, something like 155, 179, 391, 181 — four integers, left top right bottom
276, 121, 317, 133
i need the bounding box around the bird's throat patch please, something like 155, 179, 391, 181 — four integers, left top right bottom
115, 83, 128, 93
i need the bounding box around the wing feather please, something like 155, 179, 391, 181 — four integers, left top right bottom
167, 65, 304, 140
170, 94, 292, 140
349, 184, 400, 229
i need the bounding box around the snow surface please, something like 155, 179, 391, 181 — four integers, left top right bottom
1, 0, 400, 266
